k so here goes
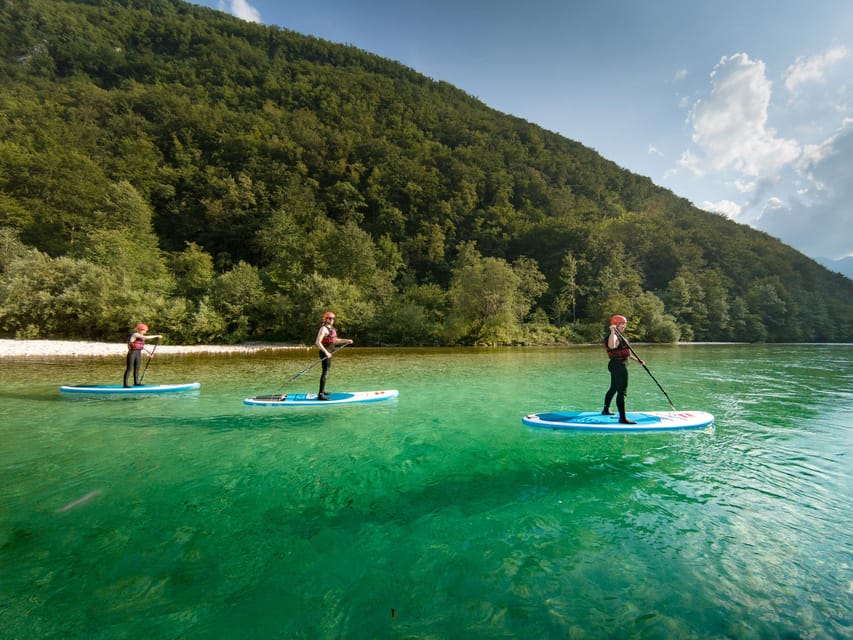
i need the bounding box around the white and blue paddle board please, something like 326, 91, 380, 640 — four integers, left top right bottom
60, 382, 201, 395
244, 389, 398, 406
523, 410, 714, 432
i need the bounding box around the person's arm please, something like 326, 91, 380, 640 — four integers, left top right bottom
336, 337, 354, 346
315, 327, 332, 358
606, 326, 619, 349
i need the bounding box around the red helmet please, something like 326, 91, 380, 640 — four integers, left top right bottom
609, 315, 627, 326
136, 323, 149, 331
322, 311, 336, 321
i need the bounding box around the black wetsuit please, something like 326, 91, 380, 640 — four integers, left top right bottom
318, 326, 337, 396
603, 332, 631, 419
124, 336, 145, 387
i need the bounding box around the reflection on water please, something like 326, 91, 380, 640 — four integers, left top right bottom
1, 345, 851, 638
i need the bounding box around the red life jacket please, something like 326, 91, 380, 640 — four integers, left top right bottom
605, 335, 631, 361
320, 326, 337, 346
129, 335, 145, 351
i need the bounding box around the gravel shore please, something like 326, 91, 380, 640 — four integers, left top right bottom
0, 339, 306, 358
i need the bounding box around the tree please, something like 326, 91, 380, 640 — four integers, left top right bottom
208, 261, 266, 342
310, 219, 381, 289
285, 272, 378, 341
553, 251, 580, 324
0, 227, 28, 273
0, 248, 139, 339
377, 282, 448, 345
446, 244, 529, 344
512, 256, 548, 322
632, 291, 680, 343
745, 277, 788, 342
167, 242, 214, 301
697, 269, 731, 340
583, 244, 645, 326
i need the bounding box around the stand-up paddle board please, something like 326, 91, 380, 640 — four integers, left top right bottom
522, 410, 714, 432
244, 389, 398, 406
60, 383, 201, 395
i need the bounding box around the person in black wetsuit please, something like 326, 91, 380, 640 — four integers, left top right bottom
314, 311, 353, 400
602, 314, 644, 424
124, 323, 162, 387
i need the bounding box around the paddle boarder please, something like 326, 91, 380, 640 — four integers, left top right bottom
602, 314, 644, 424
124, 323, 161, 387
314, 311, 353, 400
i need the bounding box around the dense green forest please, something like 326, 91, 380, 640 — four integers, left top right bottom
1, 0, 851, 345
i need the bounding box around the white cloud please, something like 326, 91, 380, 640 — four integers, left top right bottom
669, 47, 852, 261
734, 179, 756, 193
756, 121, 853, 259
217, 0, 261, 23
784, 46, 849, 94
700, 199, 741, 218
796, 141, 833, 172
676, 149, 702, 176
681, 53, 800, 178
647, 144, 663, 156
673, 68, 688, 83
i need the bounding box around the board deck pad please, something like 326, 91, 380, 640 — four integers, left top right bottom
522, 410, 714, 432
244, 389, 398, 406
60, 383, 201, 395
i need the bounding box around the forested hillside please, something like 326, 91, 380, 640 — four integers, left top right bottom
1, 0, 851, 344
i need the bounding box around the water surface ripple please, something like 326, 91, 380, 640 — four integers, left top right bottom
1, 344, 851, 638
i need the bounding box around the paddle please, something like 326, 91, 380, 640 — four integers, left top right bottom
139, 341, 158, 384
268, 342, 350, 396
614, 328, 677, 411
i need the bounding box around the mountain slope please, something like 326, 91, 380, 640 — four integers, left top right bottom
1, 0, 851, 343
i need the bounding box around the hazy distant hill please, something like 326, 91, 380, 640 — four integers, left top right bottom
0, 0, 851, 343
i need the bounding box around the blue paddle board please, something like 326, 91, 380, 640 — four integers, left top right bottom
244, 389, 398, 406
523, 410, 714, 432
60, 382, 201, 395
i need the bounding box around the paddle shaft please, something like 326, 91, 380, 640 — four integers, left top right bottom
275, 342, 349, 393
139, 342, 158, 383
614, 328, 677, 411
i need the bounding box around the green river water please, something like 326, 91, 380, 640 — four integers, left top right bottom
1, 344, 851, 639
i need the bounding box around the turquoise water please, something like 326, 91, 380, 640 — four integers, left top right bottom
1, 344, 851, 639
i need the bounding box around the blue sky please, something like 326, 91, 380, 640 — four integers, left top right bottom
191, 0, 853, 262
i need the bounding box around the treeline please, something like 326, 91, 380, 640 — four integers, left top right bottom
0, 0, 851, 345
